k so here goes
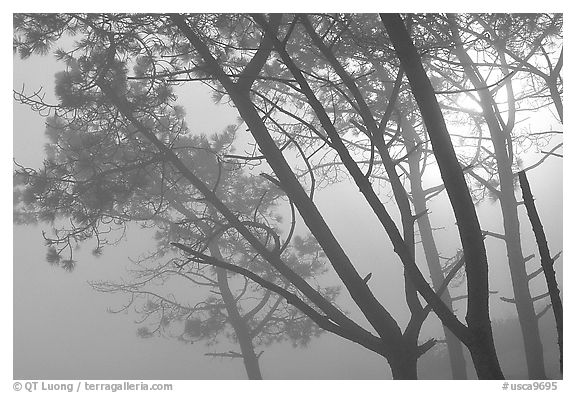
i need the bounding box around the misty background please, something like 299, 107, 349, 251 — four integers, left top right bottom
12, 21, 563, 379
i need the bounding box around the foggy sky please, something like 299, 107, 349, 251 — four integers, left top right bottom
12, 32, 563, 380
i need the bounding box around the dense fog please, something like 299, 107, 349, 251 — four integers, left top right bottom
13, 13, 562, 380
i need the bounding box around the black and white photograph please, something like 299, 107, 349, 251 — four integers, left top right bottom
11, 9, 565, 386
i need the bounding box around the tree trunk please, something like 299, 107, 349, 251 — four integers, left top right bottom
403, 117, 468, 379
416, 210, 468, 379
446, 14, 547, 379
169, 198, 264, 379
210, 244, 263, 380
548, 77, 563, 123
518, 170, 563, 374
382, 13, 504, 379
502, 200, 546, 379
468, 339, 506, 380
388, 352, 419, 380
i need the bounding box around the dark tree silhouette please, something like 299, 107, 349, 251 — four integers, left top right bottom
518, 170, 562, 373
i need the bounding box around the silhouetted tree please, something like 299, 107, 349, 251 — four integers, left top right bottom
518, 170, 562, 373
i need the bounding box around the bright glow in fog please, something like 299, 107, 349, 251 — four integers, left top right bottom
11, 14, 563, 381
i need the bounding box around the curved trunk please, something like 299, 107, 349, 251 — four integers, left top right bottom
167, 197, 263, 379
209, 244, 263, 380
